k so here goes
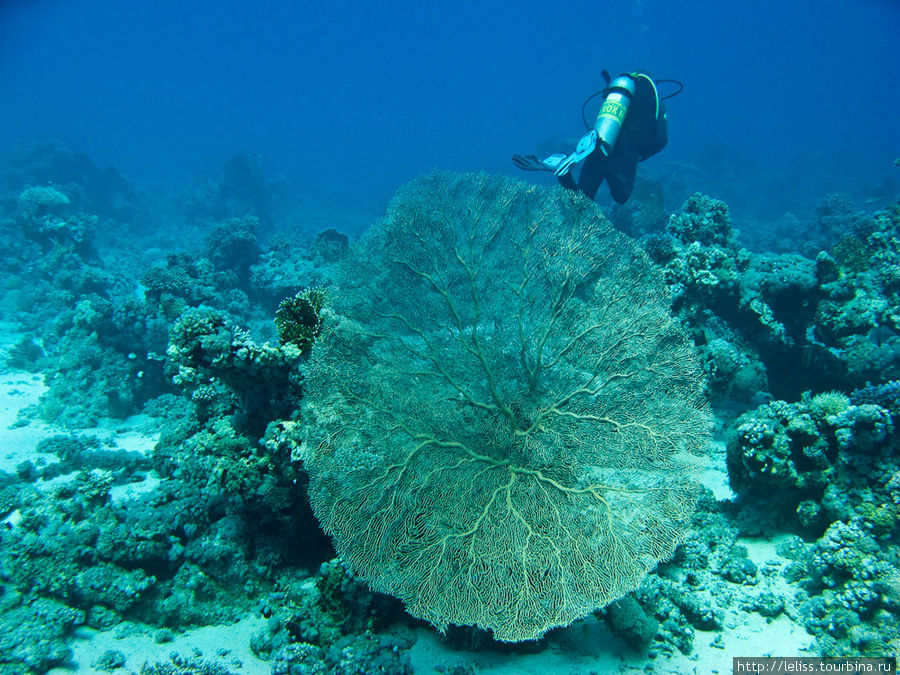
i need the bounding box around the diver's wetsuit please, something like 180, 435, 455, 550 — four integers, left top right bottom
560, 73, 668, 204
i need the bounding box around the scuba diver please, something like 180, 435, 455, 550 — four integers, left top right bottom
513, 70, 678, 204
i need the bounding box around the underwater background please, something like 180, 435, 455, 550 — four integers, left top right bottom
0, 0, 899, 673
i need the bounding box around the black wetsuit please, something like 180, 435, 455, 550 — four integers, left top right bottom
560, 73, 667, 204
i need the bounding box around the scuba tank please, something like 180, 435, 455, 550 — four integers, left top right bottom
593, 74, 636, 157
552, 71, 676, 178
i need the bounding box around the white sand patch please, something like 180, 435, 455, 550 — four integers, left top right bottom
93, 416, 160, 457
109, 473, 162, 505
76, 414, 163, 504
0, 357, 161, 500
50, 616, 270, 674
702, 437, 734, 501
0, 369, 55, 475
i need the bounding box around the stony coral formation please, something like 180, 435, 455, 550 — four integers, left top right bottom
645, 194, 900, 403
726, 388, 897, 535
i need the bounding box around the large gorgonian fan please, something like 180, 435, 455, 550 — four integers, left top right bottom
299, 171, 711, 641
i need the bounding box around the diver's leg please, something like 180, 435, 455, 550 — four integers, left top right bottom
557, 172, 578, 192
605, 139, 639, 204
576, 152, 606, 200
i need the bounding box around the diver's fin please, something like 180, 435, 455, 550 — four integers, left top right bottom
512, 153, 567, 172
553, 131, 597, 176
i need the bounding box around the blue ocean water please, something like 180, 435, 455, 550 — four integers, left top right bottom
1, 1, 900, 673
1, 0, 897, 210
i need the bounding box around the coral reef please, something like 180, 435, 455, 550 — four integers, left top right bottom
0, 594, 84, 673
599, 493, 817, 657
1, 142, 898, 668
726, 388, 898, 536
251, 559, 407, 661
3, 140, 138, 220
778, 523, 900, 657
0, 146, 389, 673
643, 193, 900, 403
204, 215, 261, 285
309, 227, 349, 264
725, 381, 900, 656
268, 632, 413, 675
166, 307, 303, 435
248, 230, 343, 312
17, 185, 97, 256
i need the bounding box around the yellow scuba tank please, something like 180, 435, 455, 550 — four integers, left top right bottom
593, 74, 636, 156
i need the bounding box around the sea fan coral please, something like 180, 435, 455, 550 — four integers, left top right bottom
300, 172, 711, 641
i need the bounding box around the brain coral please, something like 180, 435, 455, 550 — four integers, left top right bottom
300, 172, 711, 641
